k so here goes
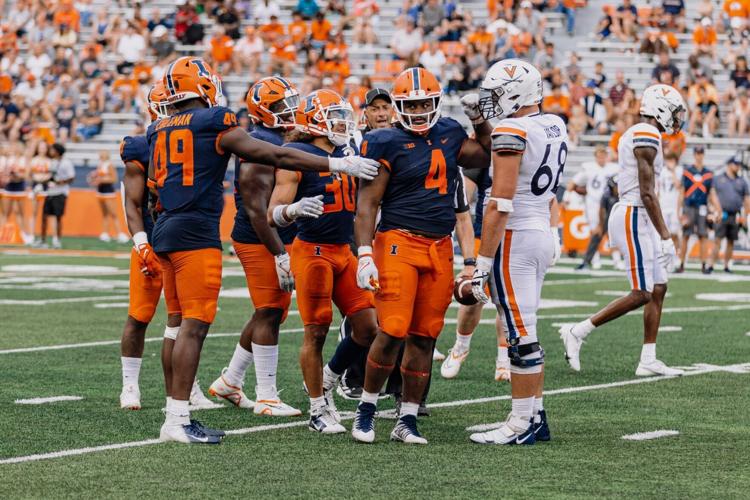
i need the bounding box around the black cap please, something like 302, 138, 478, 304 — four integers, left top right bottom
51, 143, 66, 156
365, 88, 392, 107
693, 145, 705, 154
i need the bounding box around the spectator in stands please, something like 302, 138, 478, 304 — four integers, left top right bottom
596, 5, 614, 40
565, 52, 581, 83
591, 61, 607, 89
52, 22, 77, 50
609, 118, 626, 156
515, 1, 546, 51
296, 0, 320, 20
661, 0, 685, 32
678, 146, 714, 273
697, 0, 714, 19
310, 11, 332, 50
689, 86, 720, 137
534, 42, 557, 83
709, 155, 750, 273
557, 0, 577, 36
465, 43, 487, 88
206, 25, 235, 74
662, 127, 687, 159
390, 17, 422, 64
76, 99, 103, 140
490, 23, 515, 61
268, 34, 296, 77
0, 92, 20, 141
147, 7, 172, 33
352, 17, 377, 46
567, 104, 587, 145
612, 0, 637, 42
568, 72, 586, 104
543, 84, 571, 123
724, 55, 749, 102
254, 0, 282, 24
151, 25, 176, 62
287, 11, 309, 50
421, 0, 445, 35
25, 43, 51, 80
235, 27, 264, 76
14, 73, 43, 107
174, 1, 203, 44
41, 143, 75, 249
581, 80, 608, 133
117, 23, 146, 68
55, 97, 76, 143
651, 51, 680, 84
53, 0, 81, 33
467, 23, 493, 56
721, 0, 748, 32
608, 70, 630, 109
419, 39, 447, 82
728, 88, 750, 137
693, 17, 717, 59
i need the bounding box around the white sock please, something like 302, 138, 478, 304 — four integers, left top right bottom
252, 342, 278, 400
322, 364, 338, 388
224, 343, 254, 387
572, 319, 595, 339
533, 396, 544, 414
121, 357, 142, 387
400, 402, 419, 417
165, 398, 190, 426
310, 395, 327, 414
511, 396, 535, 421
641, 343, 656, 363
454, 332, 473, 352
360, 390, 379, 406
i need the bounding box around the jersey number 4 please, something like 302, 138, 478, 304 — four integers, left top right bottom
531, 142, 567, 196
425, 149, 448, 194
153, 130, 194, 187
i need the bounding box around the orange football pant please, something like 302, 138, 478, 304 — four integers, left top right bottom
233, 241, 292, 319
159, 248, 223, 324
127, 247, 163, 323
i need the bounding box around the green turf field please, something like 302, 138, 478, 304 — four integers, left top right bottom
1, 242, 749, 498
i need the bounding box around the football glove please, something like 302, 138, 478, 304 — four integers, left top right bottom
471, 256, 493, 304
460, 93, 484, 125
135, 242, 161, 277
274, 252, 294, 292
658, 238, 677, 272
329, 156, 380, 181
288, 195, 325, 219
356, 247, 379, 291
551, 227, 562, 266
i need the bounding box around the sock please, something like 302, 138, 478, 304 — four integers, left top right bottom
641, 343, 656, 363
360, 390, 379, 406
224, 343, 254, 387
322, 364, 339, 389
511, 396, 535, 421
400, 402, 419, 417
310, 396, 327, 414
121, 357, 142, 387
572, 319, 595, 339
328, 335, 368, 375
533, 396, 544, 414
165, 398, 190, 426
454, 331, 473, 352
251, 342, 278, 400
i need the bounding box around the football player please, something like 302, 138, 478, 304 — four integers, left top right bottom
268, 89, 378, 434
151, 57, 380, 444
560, 84, 686, 377
351, 67, 491, 444
468, 59, 565, 445
119, 82, 214, 412
208, 77, 311, 417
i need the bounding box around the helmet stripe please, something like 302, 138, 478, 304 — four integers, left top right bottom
165, 61, 177, 95
411, 67, 420, 91
278, 77, 291, 90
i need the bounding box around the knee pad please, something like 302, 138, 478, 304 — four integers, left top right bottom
163, 325, 180, 340
508, 341, 544, 374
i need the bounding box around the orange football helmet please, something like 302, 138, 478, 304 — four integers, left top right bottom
162, 56, 223, 107
246, 76, 300, 129
296, 89, 355, 147
391, 67, 442, 133
147, 81, 170, 121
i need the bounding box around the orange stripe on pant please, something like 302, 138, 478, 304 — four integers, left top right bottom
159, 248, 223, 323
624, 206, 640, 290
501, 231, 528, 336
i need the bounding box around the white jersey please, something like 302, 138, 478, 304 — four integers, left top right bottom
617, 122, 664, 207
658, 165, 682, 214
573, 161, 619, 205
487, 113, 568, 231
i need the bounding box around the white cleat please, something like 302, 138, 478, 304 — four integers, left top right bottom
99, 232, 111, 242
390, 415, 428, 444
159, 422, 222, 444
432, 348, 446, 362
440, 348, 469, 379
494, 359, 511, 382
254, 398, 302, 417
190, 380, 224, 410
635, 359, 685, 377
559, 325, 583, 372
470, 414, 534, 445
309, 407, 346, 434
208, 368, 255, 409
120, 384, 141, 410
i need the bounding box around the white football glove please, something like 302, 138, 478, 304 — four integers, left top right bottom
551, 227, 562, 266
329, 156, 380, 181
356, 246, 379, 291
658, 238, 677, 272
460, 93, 484, 125
274, 252, 294, 292
287, 195, 325, 220
471, 256, 493, 304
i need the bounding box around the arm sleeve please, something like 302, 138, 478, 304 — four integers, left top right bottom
453, 169, 470, 213
491, 120, 527, 153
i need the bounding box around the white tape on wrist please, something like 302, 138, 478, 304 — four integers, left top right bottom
489, 197, 514, 213
272, 205, 293, 227
358, 245, 373, 257
476, 255, 494, 272
132, 231, 148, 248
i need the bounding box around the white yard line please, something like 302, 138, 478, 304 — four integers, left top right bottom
0, 295, 129, 306
1, 362, 747, 466
15, 396, 83, 405
621, 430, 680, 441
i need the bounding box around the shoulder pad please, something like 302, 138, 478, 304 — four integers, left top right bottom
491, 122, 527, 153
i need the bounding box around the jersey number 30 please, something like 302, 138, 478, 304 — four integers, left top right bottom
153, 130, 194, 187
531, 142, 567, 196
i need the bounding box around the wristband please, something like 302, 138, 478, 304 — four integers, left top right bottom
463, 258, 476, 266
272, 205, 293, 227
132, 231, 148, 248
358, 245, 373, 257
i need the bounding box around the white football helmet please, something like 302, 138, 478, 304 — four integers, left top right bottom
478, 59, 543, 120
640, 84, 687, 135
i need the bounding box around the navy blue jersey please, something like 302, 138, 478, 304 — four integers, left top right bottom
120, 135, 154, 242
463, 167, 492, 238
284, 141, 358, 245
362, 117, 468, 237
231, 124, 297, 245
147, 106, 238, 252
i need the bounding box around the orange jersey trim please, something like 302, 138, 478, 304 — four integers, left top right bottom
633, 131, 660, 139
492, 126, 527, 139
215, 126, 239, 155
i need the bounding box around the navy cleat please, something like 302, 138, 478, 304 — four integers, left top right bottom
160, 421, 223, 444
351, 402, 377, 443
533, 410, 550, 442
191, 419, 226, 438
390, 415, 428, 444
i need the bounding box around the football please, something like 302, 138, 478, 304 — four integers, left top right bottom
453, 276, 478, 306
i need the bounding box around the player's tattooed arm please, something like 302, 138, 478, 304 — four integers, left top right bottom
122, 162, 146, 237
221, 128, 330, 172
354, 167, 390, 249
634, 146, 670, 240
239, 162, 286, 256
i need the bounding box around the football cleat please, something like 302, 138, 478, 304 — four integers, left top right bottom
322, 367, 342, 422
99, 232, 111, 242
470, 415, 535, 445
432, 348, 446, 362
159, 422, 222, 444
440, 348, 469, 379
559, 325, 583, 372
190, 380, 224, 410
351, 401, 377, 443
190, 419, 226, 438
336, 382, 362, 400
533, 410, 550, 442
254, 398, 302, 417
120, 384, 141, 410
635, 359, 685, 377
208, 368, 255, 409
309, 407, 346, 434
390, 415, 428, 444
495, 358, 511, 382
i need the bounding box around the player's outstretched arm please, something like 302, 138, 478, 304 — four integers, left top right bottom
220, 128, 379, 179
238, 161, 285, 256
635, 147, 670, 240
122, 162, 146, 238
